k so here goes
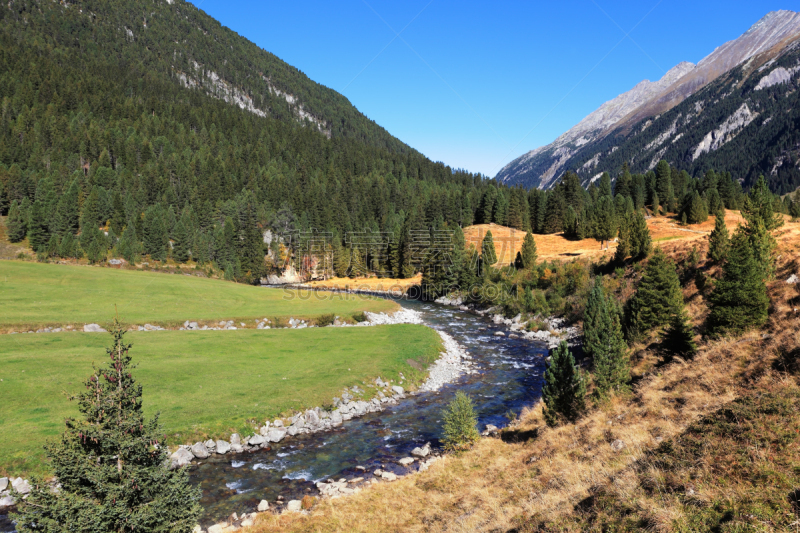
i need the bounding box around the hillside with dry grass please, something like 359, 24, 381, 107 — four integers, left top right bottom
240, 219, 800, 533
464, 210, 749, 265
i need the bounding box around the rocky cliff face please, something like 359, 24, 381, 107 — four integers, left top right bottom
497, 10, 800, 190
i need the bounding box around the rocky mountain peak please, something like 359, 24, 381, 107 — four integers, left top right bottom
496, 10, 800, 190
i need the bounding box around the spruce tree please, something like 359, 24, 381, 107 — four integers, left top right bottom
708, 231, 770, 335
7, 200, 28, 242
542, 341, 586, 426
662, 308, 697, 360
583, 281, 628, 398
13, 320, 201, 532
481, 229, 497, 267
708, 209, 730, 263
118, 225, 142, 264
54, 179, 81, 236
628, 248, 683, 338
142, 205, 168, 261
740, 176, 783, 280
595, 195, 617, 248
441, 391, 480, 451
27, 200, 50, 252
520, 230, 537, 269
171, 219, 190, 263
629, 209, 651, 261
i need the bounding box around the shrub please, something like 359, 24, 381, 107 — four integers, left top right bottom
441, 391, 480, 451
315, 313, 336, 327
351, 311, 367, 323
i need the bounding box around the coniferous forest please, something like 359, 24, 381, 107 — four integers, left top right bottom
0, 0, 797, 290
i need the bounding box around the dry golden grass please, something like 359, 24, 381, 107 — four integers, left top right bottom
240, 221, 800, 533
303, 273, 423, 294
463, 211, 756, 265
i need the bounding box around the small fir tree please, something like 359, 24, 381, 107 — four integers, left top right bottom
662, 308, 697, 360
708, 210, 730, 263
628, 248, 683, 338
630, 209, 651, 261
27, 200, 50, 252
142, 205, 168, 261
583, 281, 629, 398
12, 320, 201, 532
171, 219, 191, 263
7, 200, 28, 243
481, 229, 497, 266
520, 230, 537, 269
741, 176, 783, 280
542, 341, 587, 426
441, 391, 480, 451
708, 231, 770, 335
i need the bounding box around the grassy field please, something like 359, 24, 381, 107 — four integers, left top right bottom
0, 325, 441, 477
0, 260, 397, 331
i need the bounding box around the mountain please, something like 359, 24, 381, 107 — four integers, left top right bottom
0, 0, 499, 282
496, 10, 800, 191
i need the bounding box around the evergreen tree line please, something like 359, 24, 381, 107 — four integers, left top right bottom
541, 176, 780, 425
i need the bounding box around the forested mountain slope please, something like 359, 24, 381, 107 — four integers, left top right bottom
1, 0, 412, 151
0, 0, 513, 283
496, 10, 800, 192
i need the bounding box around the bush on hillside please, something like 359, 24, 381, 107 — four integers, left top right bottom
441, 392, 480, 451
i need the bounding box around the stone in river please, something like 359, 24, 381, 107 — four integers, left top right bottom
190, 442, 209, 459
0, 477, 7, 491
12, 478, 31, 494
411, 442, 431, 457
248, 435, 267, 446
391, 385, 405, 395
229, 433, 241, 445
380, 471, 397, 481
267, 428, 287, 443
204, 439, 216, 452
257, 499, 270, 512
215, 440, 231, 454
398, 457, 415, 466
83, 323, 107, 333
170, 447, 194, 468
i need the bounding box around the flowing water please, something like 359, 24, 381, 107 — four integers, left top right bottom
191, 298, 549, 525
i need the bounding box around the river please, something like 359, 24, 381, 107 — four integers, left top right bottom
192, 297, 549, 525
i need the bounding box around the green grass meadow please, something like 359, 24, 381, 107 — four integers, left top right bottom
0, 260, 397, 330
0, 325, 441, 477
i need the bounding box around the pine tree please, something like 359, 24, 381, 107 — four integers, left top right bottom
708, 209, 730, 263
27, 200, 50, 252
54, 179, 81, 236
662, 308, 697, 360
13, 320, 202, 532
628, 209, 651, 261
81, 224, 107, 264
7, 200, 28, 243
595, 195, 617, 248
614, 215, 631, 264
481, 230, 497, 267
237, 198, 265, 283
109, 191, 126, 236
583, 281, 628, 398
520, 230, 537, 269
142, 205, 168, 261
441, 392, 480, 451
542, 341, 586, 426
118, 225, 142, 264
171, 219, 190, 263
652, 192, 660, 216
628, 248, 683, 338
740, 176, 783, 280
708, 231, 770, 336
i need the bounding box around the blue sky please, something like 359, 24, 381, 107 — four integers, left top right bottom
190, 0, 793, 177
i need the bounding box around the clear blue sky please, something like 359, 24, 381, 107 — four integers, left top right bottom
190, 0, 793, 177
